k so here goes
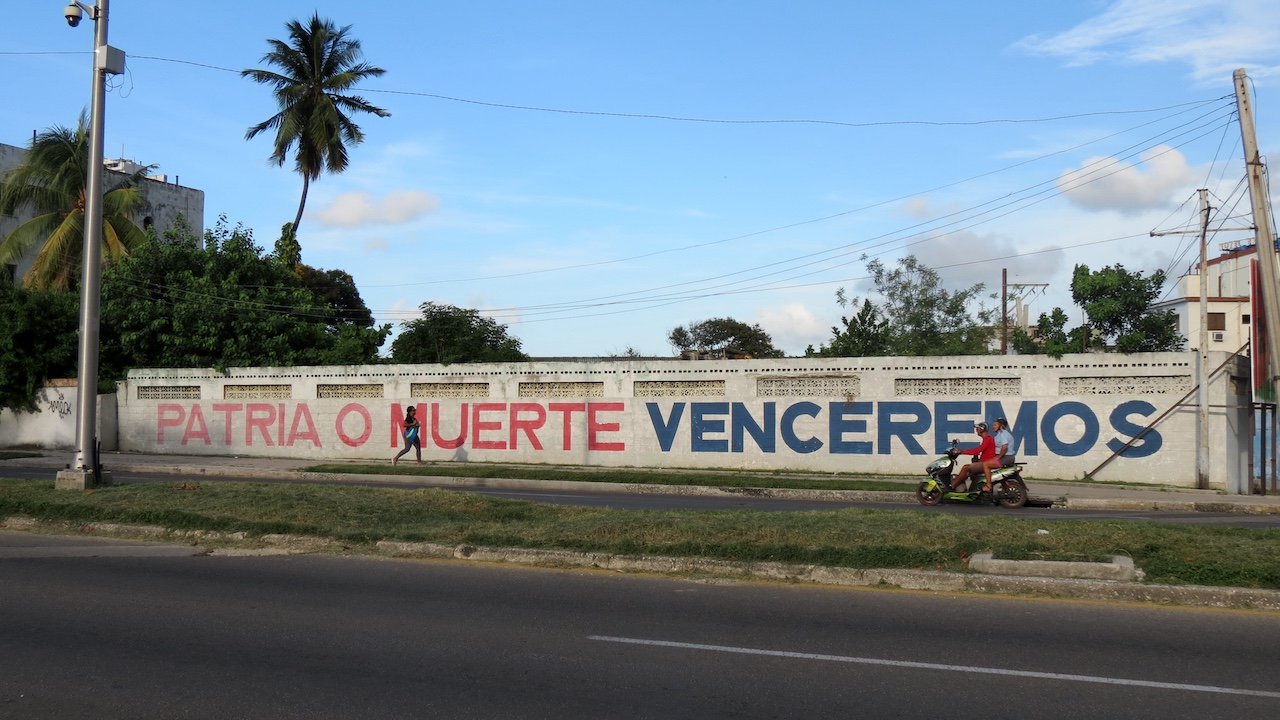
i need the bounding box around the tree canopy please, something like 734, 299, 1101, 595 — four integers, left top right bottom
242, 14, 390, 234
806, 293, 891, 358
390, 302, 528, 364
809, 255, 995, 357
0, 275, 79, 414
98, 216, 388, 377
1012, 264, 1184, 358
668, 317, 786, 358
0, 116, 149, 290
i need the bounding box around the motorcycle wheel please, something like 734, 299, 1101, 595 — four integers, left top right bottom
916, 482, 943, 506
996, 479, 1028, 509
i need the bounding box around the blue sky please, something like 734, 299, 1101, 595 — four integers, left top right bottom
3, 1, 1279, 357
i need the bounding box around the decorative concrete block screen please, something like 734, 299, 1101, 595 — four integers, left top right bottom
757, 376, 859, 397
634, 380, 726, 397
316, 384, 384, 399
1060, 376, 1190, 395
137, 386, 201, 400
895, 378, 1022, 396
518, 382, 605, 397
411, 382, 490, 398
118, 353, 1252, 489
223, 384, 292, 399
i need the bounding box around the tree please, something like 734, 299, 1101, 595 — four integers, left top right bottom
99, 216, 388, 376
866, 255, 996, 355
272, 222, 377, 331
0, 275, 79, 414
1010, 307, 1088, 359
0, 116, 149, 290
806, 291, 890, 357
390, 302, 528, 364
1071, 264, 1184, 353
296, 265, 375, 329
1010, 264, 1184, 358
242, 14, 390, 235
667, 317, 785, 358
812, 255, 994, 357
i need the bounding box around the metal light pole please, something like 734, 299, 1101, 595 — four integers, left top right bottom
57, 0, 121, 490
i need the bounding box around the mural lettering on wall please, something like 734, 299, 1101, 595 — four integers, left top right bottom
647, 399, 1160, 458
154, 399, 1161, 459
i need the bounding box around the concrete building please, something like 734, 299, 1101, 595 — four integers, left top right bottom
0, 141, 204, 284
1153, 240, 1268, 354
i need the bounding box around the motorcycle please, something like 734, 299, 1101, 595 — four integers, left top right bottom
915, 440, 1028, 509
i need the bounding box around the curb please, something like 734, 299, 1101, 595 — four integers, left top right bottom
374, 541, 1280, 611
968, 553, 1140, 581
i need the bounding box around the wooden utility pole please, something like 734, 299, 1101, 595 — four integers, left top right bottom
1001, 268, 1008, 355
1197, 190, 1211, 490
1236, 69, 1280, 389
1151, 190, 1213, 488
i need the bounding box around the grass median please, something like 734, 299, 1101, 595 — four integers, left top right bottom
305, 463, 914, 491
2, 477, 1278, 590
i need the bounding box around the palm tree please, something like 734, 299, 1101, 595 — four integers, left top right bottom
242, 13, 390, 235
0, 116, 148, 291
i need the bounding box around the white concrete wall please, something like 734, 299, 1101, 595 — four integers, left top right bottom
109, 352, 1254, 489
0, 384, 117, 452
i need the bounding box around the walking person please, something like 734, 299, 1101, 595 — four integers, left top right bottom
393, 406, 422, 466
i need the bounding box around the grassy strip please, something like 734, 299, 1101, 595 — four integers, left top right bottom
3, 478, 1279, 590
304, 463, 913, 492
0, 451, 43, 461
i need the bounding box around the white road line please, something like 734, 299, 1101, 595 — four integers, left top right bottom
587, 635, 1280, 699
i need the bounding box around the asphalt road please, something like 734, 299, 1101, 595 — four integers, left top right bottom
4, 464, 1280, 527
1, 533, 1277, 719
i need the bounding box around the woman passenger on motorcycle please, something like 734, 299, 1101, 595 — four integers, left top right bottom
951, 422, 997, 493
993, 417, 1016, 468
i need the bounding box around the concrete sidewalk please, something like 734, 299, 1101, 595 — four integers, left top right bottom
6, 450, 1280, 515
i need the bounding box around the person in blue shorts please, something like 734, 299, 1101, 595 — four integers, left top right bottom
393, 406, 422, 466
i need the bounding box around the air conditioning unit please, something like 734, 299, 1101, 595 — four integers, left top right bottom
1211, 331, 1225, 343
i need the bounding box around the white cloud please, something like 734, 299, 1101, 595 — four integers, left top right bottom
899, 196, 933, 218
315, 190, 441, 228
1013, 0, 1280, 84
756, 302, 828, 355
364, 237, 389, 252
1057, 145, 1195, 213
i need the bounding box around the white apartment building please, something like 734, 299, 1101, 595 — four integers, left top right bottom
1153, 240, 1270, 354
0, 141, 205, 284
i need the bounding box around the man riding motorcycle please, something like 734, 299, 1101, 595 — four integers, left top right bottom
951, 422, 997, 493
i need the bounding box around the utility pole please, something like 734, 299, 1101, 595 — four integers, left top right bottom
1236, 69, 1280, 393
1002, 272, 1048, 355
1197, 190, 1211, 490
56, 0, 123, 491
1151, 190, 1214, 488
1001, 268, 1008, 355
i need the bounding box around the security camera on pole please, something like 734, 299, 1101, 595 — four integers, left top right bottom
55, 0, 125, 491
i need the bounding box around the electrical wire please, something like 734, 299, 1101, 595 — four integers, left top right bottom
5, 50, 1254, 331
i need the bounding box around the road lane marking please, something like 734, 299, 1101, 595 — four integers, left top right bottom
588, 635, 1280, 699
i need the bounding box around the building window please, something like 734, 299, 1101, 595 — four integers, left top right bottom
1243, 314, 1251, 325
1207, 312, 1226, 331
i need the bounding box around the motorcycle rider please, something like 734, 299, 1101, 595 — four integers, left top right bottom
951, 422, 997, 493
